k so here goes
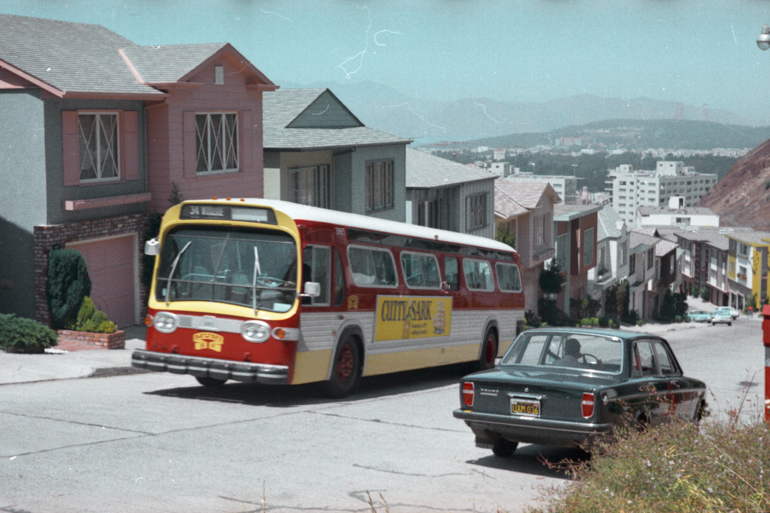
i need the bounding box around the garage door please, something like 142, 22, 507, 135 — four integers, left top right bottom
67, 234, 136, 328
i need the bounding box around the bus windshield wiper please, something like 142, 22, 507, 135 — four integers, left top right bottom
166, 241, 192, 306
252, 246, 262, 315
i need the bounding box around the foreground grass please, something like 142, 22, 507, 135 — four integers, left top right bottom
527, 410, 769, 513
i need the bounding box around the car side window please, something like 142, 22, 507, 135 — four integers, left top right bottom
652, 341, 678, 376
633, 341, 657, 377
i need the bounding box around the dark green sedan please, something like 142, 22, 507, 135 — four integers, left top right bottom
453, 328, 707, 457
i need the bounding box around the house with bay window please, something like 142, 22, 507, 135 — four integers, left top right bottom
725, 231, 770, 311
262, 89, 410, 220
0, 14, 276, 326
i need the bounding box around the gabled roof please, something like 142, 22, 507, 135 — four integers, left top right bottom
0, 14, 159, 97
262, 88, 411, 150
629, 231, 659, 252
597, 206, 624, 241
494, 179, 560, 219
406, 149, 495, 189
0, 14, 275, 98
554, 202, 602, 222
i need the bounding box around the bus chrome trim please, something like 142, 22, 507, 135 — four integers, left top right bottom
131, 349, 288, 384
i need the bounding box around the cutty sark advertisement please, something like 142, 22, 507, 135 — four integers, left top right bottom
374, 296, 452, 341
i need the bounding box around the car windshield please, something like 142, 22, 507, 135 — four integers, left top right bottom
500, 332, 624, 374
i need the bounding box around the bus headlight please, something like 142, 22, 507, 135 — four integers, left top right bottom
241, 321, 271, 343
154, 312, 179, 333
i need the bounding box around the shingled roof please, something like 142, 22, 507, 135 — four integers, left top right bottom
494, 179, 560, 219
0, 14, 159, 97
262, 89, 411, 150
406, 149, 495, 188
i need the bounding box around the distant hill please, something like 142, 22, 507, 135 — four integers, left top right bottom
278, 80, 765, 144
697, 141, 770, 231
462, 119, 770, 151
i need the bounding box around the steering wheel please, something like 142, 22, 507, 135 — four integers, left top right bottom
580, 353, 603, 368
257, 277, 285, 288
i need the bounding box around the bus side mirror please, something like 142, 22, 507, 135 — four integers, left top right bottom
303, 282, 321, 297
145, 238, 159, 256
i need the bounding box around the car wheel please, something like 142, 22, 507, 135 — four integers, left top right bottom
492, 438, 518, 457
728, 322, 732, 326
195, 376, 227, 387
472, 329, 498, 372
324, 335, 361, 398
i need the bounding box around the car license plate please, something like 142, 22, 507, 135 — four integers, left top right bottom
510, 398, 540, 417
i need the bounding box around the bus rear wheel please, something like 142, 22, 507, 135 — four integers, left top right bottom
324, 336, 361, 398
472, 329, 497, 372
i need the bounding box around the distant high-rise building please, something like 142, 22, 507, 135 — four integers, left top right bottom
606, 161, 718, 226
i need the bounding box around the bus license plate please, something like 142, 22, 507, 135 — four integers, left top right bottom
510, 398, 540, 417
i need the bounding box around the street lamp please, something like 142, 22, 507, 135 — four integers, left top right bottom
758, 25, 770, 50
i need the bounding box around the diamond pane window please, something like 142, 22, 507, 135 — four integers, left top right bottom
195, 113, 239, 174
79, 113, 119, 182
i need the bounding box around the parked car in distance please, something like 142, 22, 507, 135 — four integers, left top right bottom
688, 310, 713, 323
711, 309, 733, 326
453, 328, 707, 457
713, 306, 740, 320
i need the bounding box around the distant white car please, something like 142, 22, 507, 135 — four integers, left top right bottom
711, 310, 733, 326
713, 306, 740, 320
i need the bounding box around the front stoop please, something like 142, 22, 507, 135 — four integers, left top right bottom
57, 330, 126, 350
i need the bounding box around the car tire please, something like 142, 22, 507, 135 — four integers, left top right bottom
492, 438, 518, 457
472, 329, 498, 372
195, 376, 227, 387
324, 335, 361, 398
728, 322, 732, 326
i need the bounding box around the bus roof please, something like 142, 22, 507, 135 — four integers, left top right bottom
185, 198, 517, 255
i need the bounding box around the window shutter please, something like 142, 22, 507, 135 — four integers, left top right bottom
183, 111, 196, 178
240, 110, 252, 172
62, 111, 80, 186
120, 111, 139, 181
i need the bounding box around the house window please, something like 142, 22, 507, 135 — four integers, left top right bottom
78, 112, 120, 182
738, 243, 749, 257
620, 241, 627, 266
291, 165, 330, 208
629, 254, 636, 274
583, 228, 594, 266
195, 113, 238, 174
534, 215, 546, 247
555, 233, 568, 270
365, 160, 394, 211
418, 199, 443, 229
467, 193, 487, 230
647, 248, 654, 269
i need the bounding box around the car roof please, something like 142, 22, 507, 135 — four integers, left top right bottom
519, 327, 664, 342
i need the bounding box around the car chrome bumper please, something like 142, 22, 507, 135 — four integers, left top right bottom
131, 349, 288, 385
453, 408, 612, 447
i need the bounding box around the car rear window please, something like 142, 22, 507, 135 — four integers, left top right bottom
501, 332, 623, 374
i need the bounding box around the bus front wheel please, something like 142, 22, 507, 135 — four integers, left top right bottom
324, 336, 361, 398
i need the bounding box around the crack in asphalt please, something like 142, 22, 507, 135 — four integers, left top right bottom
351, 463, 466, 478
310, 411, 467, 433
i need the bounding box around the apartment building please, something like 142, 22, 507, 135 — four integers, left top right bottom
607, 162, 718, 226
726, 231, 770, 310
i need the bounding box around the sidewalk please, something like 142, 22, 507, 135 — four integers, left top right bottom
0, 325, 147, 386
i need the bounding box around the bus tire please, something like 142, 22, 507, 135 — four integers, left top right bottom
196, 376, 227, 387
472, 328, 497, 372
324, 335, 361, 398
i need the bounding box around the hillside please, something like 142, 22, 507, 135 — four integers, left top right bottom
697, 140, 770, 231
462, 119, 770, 151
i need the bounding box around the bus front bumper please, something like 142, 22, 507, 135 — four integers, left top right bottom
131, 349, 288, 385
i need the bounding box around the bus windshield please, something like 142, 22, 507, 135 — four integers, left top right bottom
155, 227, 298, 313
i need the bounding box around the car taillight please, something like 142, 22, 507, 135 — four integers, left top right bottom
462, 382, 475, 408
582, 392, 595, 418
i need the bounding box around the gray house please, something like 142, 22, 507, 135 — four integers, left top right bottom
262, 89, 411, 221
405, 149, 497, 239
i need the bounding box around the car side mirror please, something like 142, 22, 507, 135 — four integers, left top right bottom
144, 238, 159, 256
303, 282, 321, 297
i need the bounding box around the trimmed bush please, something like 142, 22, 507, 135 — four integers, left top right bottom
46, 249, 91, 329
0, 314, 58, 352
69, 297, 117, 334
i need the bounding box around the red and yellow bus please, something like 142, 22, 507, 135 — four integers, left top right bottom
132, 198, 525, 396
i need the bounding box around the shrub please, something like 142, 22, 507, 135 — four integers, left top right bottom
525, 310, 541, 328
0, 314, 58, 352
598, 316, 610, 328
46, 249, 91, 329
69, 297, 117, 334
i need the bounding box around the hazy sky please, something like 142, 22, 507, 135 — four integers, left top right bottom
5, 0, 770, 124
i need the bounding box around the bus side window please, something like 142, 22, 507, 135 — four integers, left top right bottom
302, 246, 331, 306
444, 257, 459, 291
334, 247, 345, 307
